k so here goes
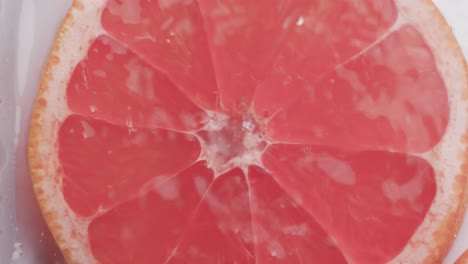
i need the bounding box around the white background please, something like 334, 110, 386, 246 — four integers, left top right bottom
0, 0, 467, 263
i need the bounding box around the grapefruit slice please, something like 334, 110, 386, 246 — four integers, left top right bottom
28, 0, 468, 263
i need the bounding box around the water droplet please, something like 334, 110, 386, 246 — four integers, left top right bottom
11, 242, 22, 261
126, 119, 136, 134
89, 105, 97, 113
0, 142, 6, 170
296, 16, 305, 26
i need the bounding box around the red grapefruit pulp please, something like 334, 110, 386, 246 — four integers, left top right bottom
28, 0, 468, 263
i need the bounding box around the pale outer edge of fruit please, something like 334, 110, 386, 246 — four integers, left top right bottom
27, 0, 468, 264
455, 249, 468, 264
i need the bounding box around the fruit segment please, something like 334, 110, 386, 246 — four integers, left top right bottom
168, 168, 256, 263
59, 115, 201, 217
262, 144, 436, 264
196, 0, 309, 113
67, 36, 208, 132
101, 0, 397, 115
263, 26, 449, 153
101, 0, 219, 110
88, 162, 213, 264
248, 166, 348, 264
252, 0, 397, 118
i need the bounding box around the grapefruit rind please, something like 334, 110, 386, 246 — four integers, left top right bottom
388, 1, 468, 263
27, 0, 468, 263
28, 1, 106, 263
456, 250, 468, 264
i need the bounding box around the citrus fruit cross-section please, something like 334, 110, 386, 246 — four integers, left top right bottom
28, 0, 468, 263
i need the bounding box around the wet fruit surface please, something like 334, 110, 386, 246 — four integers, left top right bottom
59, 0, 450, 263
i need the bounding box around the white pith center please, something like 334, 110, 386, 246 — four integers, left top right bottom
197, 111, 269, 176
